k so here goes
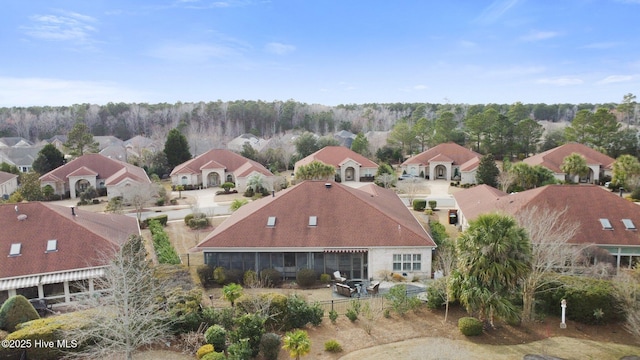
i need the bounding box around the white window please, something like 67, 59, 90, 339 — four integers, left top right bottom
267, 216, 276, 227
309, 216, 317, 227
9, 243, 21, 256
393, 253, 421, 272
46, 239, 58, 252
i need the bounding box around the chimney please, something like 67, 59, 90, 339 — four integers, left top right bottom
71, 206, 76, 216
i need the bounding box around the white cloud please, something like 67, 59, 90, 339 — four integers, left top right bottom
0, 77, 148, 107
597, 75, 637, 84
581, 42, 621, 49
484, 66, 546, 77
264, 42, 296, 55
520, 30, 559, 42
536, 77, 584, 86
22, 10, 97, 43
413, 84, 428, 90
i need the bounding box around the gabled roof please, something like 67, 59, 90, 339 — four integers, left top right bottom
170, 149, 274, 178
193, 181, 435, 251
402, 143, 482, 168
295, 146, 378, 169
39, 153, 150, 184
454, 184, 640, 247
0, 137, 33, 148
523, 143, 615, 173
0, 202, 139, 279
0, 146, 42, 166
0, 171, 18, 184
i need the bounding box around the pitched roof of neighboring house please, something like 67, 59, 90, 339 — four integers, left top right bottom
193, 180, 436, 251
39, 153, 150, 185
124, 135, 156, 148
0, 137, 33, 148
523, 143, 615, 173
94, 136, 124, 150
0, 202, 139, 279
402, 143, 482, 169
170, 148, 274, 178
227, 134, 269, 152
295, 146, 379, 169
454, 184, 640, 247
0, 171, 18, 184
0, 146, 43, 167
99, 144, 128, 161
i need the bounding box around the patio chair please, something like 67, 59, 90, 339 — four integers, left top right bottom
333, 270, 347, 283
366, 281, 380, 295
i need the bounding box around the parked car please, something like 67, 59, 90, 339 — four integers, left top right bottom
398, 174, 415, 180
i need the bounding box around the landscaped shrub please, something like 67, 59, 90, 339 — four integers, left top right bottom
225, 269, 244, 285
184, 213, 195, 226
204, 324, 227, 352
458, 317, 483, 336
319, 273, 331, 284
284, 295, 323, 330
144, 214, 168, 227
536, 275, 622, 324
391, 273, 406, 282
164, 287, 204, 334
0, 295, 39, 332
197, 265, 213, 286
189, 217, 210, 229
329, 309, 338, 324
631, 187, 640, 201
201, 351, 226, 360
345, 308, 358, 322
243, 269, 259, 287
385, 284, 410, 315
428, 200, 437, 210
202, 307, 235, 331
235, 292, 288, 330
324, 339, 343, 352
296, 268, 317, 288
259, 332, 281, 360
260, 268, 283, 287
425, 277, 447, 309
213, 267, 226, 285
221, 182, 236, 193
227, 338, 252, 360
197, 344, 215, 359
148, 220, 181, 264
412, 199, 427, 211
230, 314, 266, 358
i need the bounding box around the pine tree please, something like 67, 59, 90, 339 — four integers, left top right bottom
476, 154, 499, 188
163, 128, 192, 169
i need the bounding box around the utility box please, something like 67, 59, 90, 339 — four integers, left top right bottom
448, 209, 458, 225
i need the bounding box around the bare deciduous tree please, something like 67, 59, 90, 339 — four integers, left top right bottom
113, 183, 161, 222
497, 170, 516, 192
375, 173, 396, 189
613, 267, 640, 337
64, 235, 170, 360
514, 206, 583, 322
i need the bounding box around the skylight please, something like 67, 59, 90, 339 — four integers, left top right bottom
9, 243, 21, 256
309, 216, 317, 227
46, 239, 58, 252
622, 219, 637, 231
599, 218, 613, 230
267, 216, 276, 227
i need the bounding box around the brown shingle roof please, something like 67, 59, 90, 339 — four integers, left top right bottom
193, 181, 435, 251
0, 202, 139, 279
295, 146, 378, 169
0, 171, 18, 184
402, 143, 481, 167
170, 149, 273, 178
523, 143, 615, 173
39, 153, 150, 184
455, 185, 640, 247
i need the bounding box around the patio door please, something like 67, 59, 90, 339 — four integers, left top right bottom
352, 256, 362, 279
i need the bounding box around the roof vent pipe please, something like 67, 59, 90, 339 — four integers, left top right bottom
71, 206, 76, 216
325, 183, 332, 189
272, 190, 275, 197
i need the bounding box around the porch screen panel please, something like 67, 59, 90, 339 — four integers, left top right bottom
313, 253, 325, 274
325, 253, 338, 275
258, 253, 271, 271
296, 253, 308, 270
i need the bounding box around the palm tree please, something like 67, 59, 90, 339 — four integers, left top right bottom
451, 213, 532, 327
282, 329, 311, 360
295, 160, 335, 181
246, 173, 266, 194
560, 153, 589, 183
221, 283, 243, 307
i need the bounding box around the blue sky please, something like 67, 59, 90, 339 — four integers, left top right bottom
1, 0, 639, 107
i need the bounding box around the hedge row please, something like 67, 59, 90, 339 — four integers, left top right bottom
148, 220, 181, 264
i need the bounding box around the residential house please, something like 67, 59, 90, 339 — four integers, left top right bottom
170, 148, 276, 191
0, 171, 18, 199
192, 181, 436, 280
227, 134, 269, 153
39, 135, 67, 152
401, 143, 481, 184
39, 153, 151, 199
522, 143, 615, 184
294, 146, 379, 182
453, 184, 640, 271
334, 130, 356, 148
0, 202, 139, 304
0, 137, 33, 148
124, 135, 161, 158
0, 146, 42, 172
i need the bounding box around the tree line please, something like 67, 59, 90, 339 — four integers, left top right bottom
0, 99, 633, 145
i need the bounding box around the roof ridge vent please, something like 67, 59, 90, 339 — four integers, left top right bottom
325, 183, 332, 188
